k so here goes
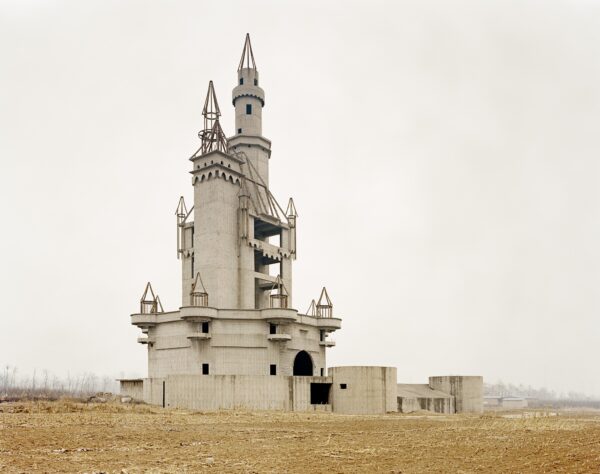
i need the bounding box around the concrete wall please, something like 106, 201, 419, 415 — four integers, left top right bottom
141, 374, 333, 412
329, 366, 398, 415
119, 380, 144, 401
165, 375, 291, 411
429, 376, 483, 414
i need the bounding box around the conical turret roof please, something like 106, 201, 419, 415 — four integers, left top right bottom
238, 33, 257, 71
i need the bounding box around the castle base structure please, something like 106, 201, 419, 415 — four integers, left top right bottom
119, 369, 482, 415
122, 35, 483, 416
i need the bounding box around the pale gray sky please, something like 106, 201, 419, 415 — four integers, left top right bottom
1, 0, 599, 396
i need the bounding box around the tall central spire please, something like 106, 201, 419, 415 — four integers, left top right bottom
238, 33, 256, 71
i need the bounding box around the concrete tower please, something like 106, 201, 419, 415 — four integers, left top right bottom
131, 34, 341, 383
229, 33, 270, 185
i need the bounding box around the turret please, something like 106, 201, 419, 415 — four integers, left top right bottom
232, 33, 264, 137
229, 34, 271, 186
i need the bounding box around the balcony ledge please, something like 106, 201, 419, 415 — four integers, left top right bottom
319, 340, 336, 347
268, 334, 292, 342
137, 337, 155, 344
180, 306, 218, 322
187, 332, 212, 340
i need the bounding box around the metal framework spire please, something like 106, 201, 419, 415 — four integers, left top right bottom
191, 272, 209, 307
238, 33, 257, 71
197, 81, 227, 155
140, 282, 164, 314
316, 287, 333, 318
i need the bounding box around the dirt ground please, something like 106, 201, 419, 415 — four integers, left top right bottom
1, 401, 599, 473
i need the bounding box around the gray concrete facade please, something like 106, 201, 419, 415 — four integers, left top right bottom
122, 35, 483, 415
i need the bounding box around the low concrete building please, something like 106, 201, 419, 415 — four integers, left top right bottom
120, 34, 483, 415
397, 384, 455, 414
429, 376, 484, 413
484, 396, 528, 410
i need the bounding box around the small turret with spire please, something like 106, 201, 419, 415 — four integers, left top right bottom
229, 34, 271, 186
232, 33, 265, 138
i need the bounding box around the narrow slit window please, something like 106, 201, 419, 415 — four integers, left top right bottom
254, 78, 258, 86
270, 364, 277, 376
239, 77, 244, 85
202, 363, 209, 375
246, 104, 252, 115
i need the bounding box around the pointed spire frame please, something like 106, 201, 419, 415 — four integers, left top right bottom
316, 287, 333, 318
238, 33, 257, 71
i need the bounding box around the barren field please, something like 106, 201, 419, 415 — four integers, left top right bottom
1, 402, 599, 473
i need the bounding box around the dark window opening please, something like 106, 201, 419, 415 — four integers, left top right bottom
201, 322, 209, 334
319, 330, 325, 342
270, 364, 277, 375
238, 128, 242, 134
246, 104, 252, 115
191, 254, 194, 278
310, 383, 331, 404
269, 323, 277, 334
254, 78, 258, 86
202, 363, 209, 375
162, 381, 166, 408
293, 350, 313, 376
239, 77, 244, 85
340, 383, 347, 389
320, 368, 324, 376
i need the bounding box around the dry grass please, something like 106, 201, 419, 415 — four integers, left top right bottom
1, 401, 599, 473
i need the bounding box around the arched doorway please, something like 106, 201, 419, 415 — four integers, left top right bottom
293, 350, 313, 376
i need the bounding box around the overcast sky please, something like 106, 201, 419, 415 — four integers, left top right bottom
1, 0, 599, 396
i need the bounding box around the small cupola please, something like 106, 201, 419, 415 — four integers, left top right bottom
316, 287, 333, 318
190, 272, 209, 307
140, 282, 164, 314
269, 275, 289, 309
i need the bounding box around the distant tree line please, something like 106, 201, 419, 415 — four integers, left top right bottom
0, 365, 120, 401
484, 381, 599, 402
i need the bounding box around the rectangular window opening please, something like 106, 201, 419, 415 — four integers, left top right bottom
340, 383, 347, 389
202, 363, 209, 375
238, 128, 242, 134
270, 364, 277, 376
269, 323, 277, 334
239, 77, 244, 85
201, 322, 209, 334
320, 368, 324, 376
246, 104, 252, 115
254, 78, 258, 86
310, 383, 331, 404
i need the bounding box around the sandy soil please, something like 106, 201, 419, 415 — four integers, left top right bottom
1, 401, 599, 473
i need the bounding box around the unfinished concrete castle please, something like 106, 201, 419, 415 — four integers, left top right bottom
120, 35, 483, 415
